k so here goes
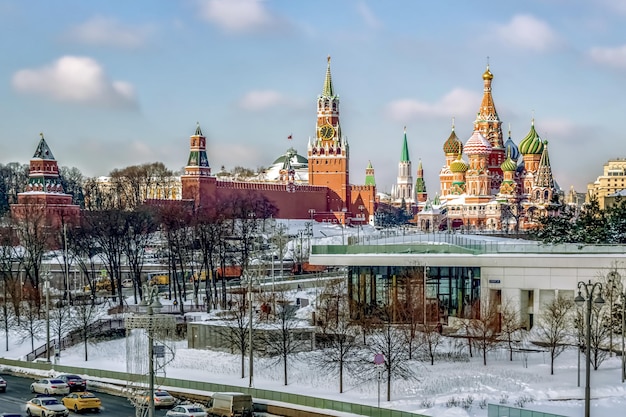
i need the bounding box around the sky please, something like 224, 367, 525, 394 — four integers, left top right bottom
1, 0, 626, 195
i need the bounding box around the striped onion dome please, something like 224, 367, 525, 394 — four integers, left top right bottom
443, 128, 463, 155
464, 129, 492, 156
519, 120, 544, 155
450, 155, 469, 172
501, 155, 517, 172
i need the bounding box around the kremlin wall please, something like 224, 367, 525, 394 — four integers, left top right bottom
10, 57, 601, 232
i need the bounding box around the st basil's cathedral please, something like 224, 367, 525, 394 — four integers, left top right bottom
414, 65, 558, 232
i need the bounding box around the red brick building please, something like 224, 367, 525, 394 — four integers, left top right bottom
11, 134, 80, 227
182, 57, 376, 225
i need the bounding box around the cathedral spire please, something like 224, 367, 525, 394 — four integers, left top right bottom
535, 140, 554, 189
322, 55, 335, 97
401, 126, 410, 162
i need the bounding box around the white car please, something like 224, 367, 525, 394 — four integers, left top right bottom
166, 404, 208, 417
136, 389, 177, 408
25, 396, 69, 417
0, 375, 6, 392
30, 379, 70, 395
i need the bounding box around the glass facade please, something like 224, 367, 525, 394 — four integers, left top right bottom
348, 265, 480, 324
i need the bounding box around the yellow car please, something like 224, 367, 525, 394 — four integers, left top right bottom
61, 392, 102, 413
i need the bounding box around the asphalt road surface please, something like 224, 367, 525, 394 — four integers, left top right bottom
0, 373, 172, 416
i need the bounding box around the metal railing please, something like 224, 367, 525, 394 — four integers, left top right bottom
25, 318, 125, 361
487, 404, 568, 417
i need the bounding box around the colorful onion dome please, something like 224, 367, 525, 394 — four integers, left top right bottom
464, 129, 492, 155
501, 155, 517, 172
519, 119, 544, 155
503, 132, 520, 161
443, 126, 463, 155
450, 154, 468, 173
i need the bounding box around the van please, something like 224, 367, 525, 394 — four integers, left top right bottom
207, 392, 254, 417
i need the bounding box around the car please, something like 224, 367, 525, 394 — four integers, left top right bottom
55, 374, 86, 392
166, 404, 208, 417
25, 396, 69, 417
135, 389, 177, 408
61, 392, 102, 413
0, 376, 6, 392
30, 379, 70, 395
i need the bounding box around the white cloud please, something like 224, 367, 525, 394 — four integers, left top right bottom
64, 16, 151, 48
493, 14, 561, 52
385, 88, 480, 122
356, 2, 382, 29
588, 44, 626, 69
12, 56, 137, 108
238, 90, 289, 111
195, 0, 282, 34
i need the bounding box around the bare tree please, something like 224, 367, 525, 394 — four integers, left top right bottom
417, 325, 443, 366
49, 303, 72, 357
72, 298, 103, 361
395, 265, 425, 359
365, 320, 416, 401
16, 289, 43, 352
469, 299, 500, 366
121, 206, 158, 304
157, 203, 194, 313
85, 209, 128, 306
264, 294, 310, 386
13, 204, 55, 309
0, 220, 22, 325
588, 303, 610, 370
499, 297, 524, 362
215, 293, 252, 379
536, 295, 574, 375
312, 280, 361, 393
65, 218, 101, 301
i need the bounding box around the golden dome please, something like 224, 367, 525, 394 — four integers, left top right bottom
482, 66, 493, 80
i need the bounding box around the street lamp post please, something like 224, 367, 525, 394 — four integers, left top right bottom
575, 280, 605, 417
248, 270, 254, 388
608, 271, 619, 357
140, 284, 162, 417
622, 287, 626, 383
44, 272, 51, 363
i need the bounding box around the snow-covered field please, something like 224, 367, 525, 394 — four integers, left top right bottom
2, 223, 625, 416
3, 310, 626, 417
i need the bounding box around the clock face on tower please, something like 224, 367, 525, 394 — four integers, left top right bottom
320, 124, 335, 140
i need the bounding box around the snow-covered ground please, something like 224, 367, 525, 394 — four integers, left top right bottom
2, 296, 626, 417
3, 222, 625, 416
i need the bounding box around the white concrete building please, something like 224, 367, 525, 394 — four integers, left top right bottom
310, 232, 626, 329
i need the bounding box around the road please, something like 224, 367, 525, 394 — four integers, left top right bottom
0, 373, 172, 417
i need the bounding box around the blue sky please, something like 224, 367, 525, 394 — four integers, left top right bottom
1, 0, 625, 194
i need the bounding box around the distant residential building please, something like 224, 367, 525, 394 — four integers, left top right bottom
586, 158, 626, 209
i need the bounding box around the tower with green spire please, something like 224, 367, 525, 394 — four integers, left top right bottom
414, 159, 427, 203
392, 127, 413, 204
365, 160, 376, 186
308, 56, 350, 214
181, 123, 217, 209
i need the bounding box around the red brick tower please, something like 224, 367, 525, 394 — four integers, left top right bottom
181, 123, 216, 209
308, 56, 351, 221
11, 133, 80, 227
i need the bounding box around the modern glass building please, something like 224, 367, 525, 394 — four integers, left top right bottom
311, 231, 626, 329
